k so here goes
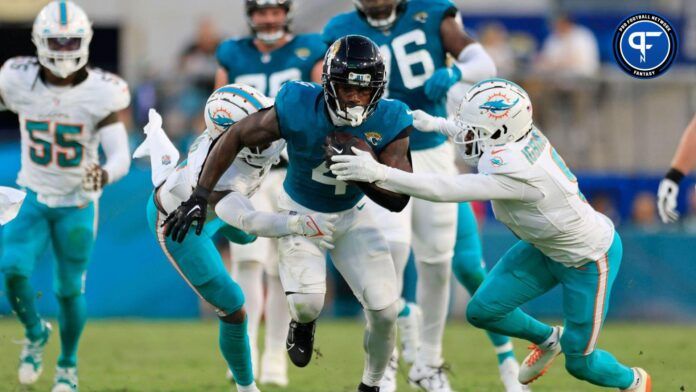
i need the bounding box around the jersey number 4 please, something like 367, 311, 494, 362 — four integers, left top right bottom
312, 162, 347, 195
25, 120, 84, 167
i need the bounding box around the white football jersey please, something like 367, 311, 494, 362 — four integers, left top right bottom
0, 57, 130, 207
159, 132, 286, 214
478, 129, 614, 266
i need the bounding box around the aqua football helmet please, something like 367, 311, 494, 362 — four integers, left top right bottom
32, 0, 93, 79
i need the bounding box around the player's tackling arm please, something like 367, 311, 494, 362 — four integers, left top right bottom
669, 114, 696, 176
355, 129, 412, 212
657, 113, 696, 223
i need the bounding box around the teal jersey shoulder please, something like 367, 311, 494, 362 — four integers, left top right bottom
274, 81, 412, 212
216, 33, 327, 97
322, 0, 457, 150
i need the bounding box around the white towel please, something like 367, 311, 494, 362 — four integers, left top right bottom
133, 109, 180, 187
0, 186, 26, 225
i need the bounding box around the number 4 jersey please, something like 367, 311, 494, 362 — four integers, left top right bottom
0, 57, 130, 207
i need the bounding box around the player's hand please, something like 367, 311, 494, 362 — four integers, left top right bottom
330, 147, 387, 183
657, 178, 680, 223
290, 213, 339, 249
162, 186, 210, 242
424, 66, 461, 101
82, 163, 108, 192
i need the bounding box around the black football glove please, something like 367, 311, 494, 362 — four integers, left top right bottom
162, 186, 210, 243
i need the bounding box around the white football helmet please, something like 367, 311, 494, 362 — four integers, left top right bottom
453, 78, 533, 164
32, 1, 93, 79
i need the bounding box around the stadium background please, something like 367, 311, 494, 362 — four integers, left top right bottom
0, 1, 694, 389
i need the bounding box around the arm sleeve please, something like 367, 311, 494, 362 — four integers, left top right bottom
454, 43, 497, 83
214, 192, 296, 237
99, 122, 131, 184
377, 169, 543, 203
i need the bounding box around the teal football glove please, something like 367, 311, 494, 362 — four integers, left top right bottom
424, 66, 462, 101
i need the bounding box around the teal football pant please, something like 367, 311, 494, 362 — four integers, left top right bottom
466, 232, 635, 388
451, 202, 514, 363
1, 190, 95, 367
146, 192, 255, 386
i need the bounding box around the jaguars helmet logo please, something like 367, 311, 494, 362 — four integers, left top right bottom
364, 132, 382, 146
414, 12, 428, 23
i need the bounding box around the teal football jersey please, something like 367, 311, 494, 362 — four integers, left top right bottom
216, 33, 326, 97
322, 0, 457, 150
275, 81, 412, 213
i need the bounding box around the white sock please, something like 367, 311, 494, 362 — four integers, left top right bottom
236, 381, 259, 392
416, 261, 451, 365
231, 259, 264, 372
629, 368, 641, 388
362, 302, 398, 386
264, 274, 291, 353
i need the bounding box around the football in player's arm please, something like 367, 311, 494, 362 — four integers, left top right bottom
657, 113, 696, 223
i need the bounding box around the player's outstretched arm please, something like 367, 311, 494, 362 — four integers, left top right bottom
657, 113, 696, 223
331, 150, 542, 203
163, 107, 281, 242
215, 192, 338, 249
354, 131, 412, 212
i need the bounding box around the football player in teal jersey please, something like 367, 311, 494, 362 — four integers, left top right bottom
165, 35, 414, 392
215, 1, 326, 385
322, 2, 513, 391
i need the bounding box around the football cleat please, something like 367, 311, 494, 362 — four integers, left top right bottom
379, 350, 398, 392
519, 326, 563, 385
286, 320, 315, 367
358, 382, 380, 392
18, 320, 52, 385
396, 302, 422, 364
620, 368, 651, 392
499, 357, 530, 392
408, 362, 453, 392
260, 348, 289, 386
51, 366, 78, 392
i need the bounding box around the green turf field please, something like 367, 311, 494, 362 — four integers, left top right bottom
0, 319, 693, 391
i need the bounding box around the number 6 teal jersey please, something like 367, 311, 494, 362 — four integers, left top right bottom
0, 57, 130, 207
275, 81, 412, 213
216, 33, 327, 97
322, 0, 457, 151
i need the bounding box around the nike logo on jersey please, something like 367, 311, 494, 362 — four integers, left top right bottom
356, 203, 366, 211
330, 146, 343, 154
491, 148, 506, 155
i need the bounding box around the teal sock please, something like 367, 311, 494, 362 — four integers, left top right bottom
57, 295, 87, 367
495, 344, 516, 364
397, 302, 411, 318
565, 350, 635, 388
4, 274, 44, 341
219, 317, 254, 386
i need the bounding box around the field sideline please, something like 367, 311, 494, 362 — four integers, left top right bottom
0, 319, 693, 391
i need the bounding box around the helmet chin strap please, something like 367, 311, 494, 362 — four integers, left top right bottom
366, 10, 397, 30
328, 105, 367, 127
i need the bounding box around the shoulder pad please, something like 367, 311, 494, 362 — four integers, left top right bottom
89, 68, 130, 112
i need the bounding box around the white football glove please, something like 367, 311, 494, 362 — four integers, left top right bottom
657, 178, 680, 223
412, 109, 462, 139
330, 147, 387, 183
289, 213, 339, 250
82, 163, 107, 192
0, 186, 26, 225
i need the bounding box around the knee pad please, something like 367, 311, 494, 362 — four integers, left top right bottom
287, 293, 324, 323
564, 355, 591, 381
365, 301, 398, 332
196, 274, 245, 317
465, 296, 501, 328
54, 270, 86, 298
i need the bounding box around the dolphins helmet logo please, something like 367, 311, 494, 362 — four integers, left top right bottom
479, 92, 520, 120
208, 106, 235, 133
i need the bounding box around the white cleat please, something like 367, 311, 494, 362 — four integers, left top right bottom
236, 381, 261, 392
620, 368, 652, 392
18, 320, 52, 385
519, 326, 563, 385
499, 357, 530, 392
408, 361, 454, 392
397, 302, 422, 365
52, 366, 78, 392
379, 350, 398, 392
259, 348, 288, 387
